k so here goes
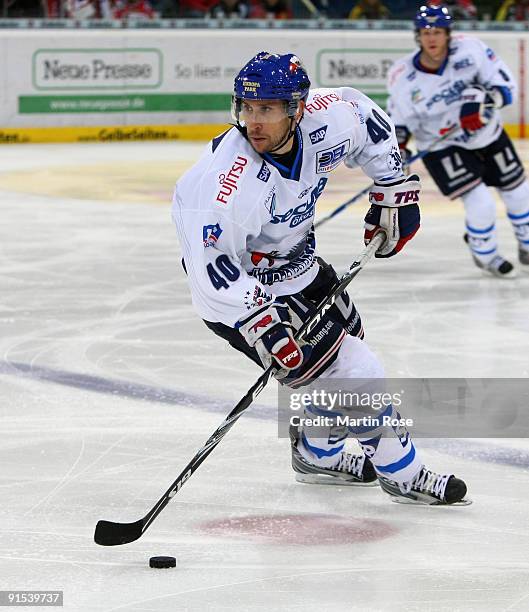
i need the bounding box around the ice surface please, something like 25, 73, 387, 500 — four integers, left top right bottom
1, 140, 529, 612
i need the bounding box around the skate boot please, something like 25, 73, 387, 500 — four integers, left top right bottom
464, 234, 516, 279
378, 466, 470, 506
290, 425, 377, 486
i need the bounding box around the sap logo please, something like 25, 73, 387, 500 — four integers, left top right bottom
271, 178, 327, 227
216, 155, 248, 205
203, 223, 223, 247
425, 79, 466, 109
316, 140, 350, 174
257, 161, 271, 183
309, 125, 328, 145
453, 57, 473, 70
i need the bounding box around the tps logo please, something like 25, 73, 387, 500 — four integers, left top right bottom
309, 125, 327, 145
203, 223, 223, 247
316, 140, 350, 173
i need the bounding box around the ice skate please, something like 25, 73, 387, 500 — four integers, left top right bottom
518, 246, 529, 267
290, 426, 378, 486
464, 234, 516, 279
378, 466, 471, 506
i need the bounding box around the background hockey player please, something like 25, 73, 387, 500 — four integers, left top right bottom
172, 51, 468, 505
387, 4, 529, 278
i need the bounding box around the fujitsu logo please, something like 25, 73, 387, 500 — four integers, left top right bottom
305, 93, 340, 114
216, 155, 248, 205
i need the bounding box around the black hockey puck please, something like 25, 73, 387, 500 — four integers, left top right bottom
149, 556, 177, 568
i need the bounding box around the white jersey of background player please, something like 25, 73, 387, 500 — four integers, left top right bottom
173, 51, 468, 505
388, 4, 529, 278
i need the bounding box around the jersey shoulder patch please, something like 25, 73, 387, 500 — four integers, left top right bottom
211, 128, 233, 153
388, 57, 413, 91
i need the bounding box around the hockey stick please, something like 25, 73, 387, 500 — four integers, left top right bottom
314, 125, 460, 230
299, 0, 320, 16
94, 232, 385, 546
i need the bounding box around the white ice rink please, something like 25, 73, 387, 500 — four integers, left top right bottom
1, 140, 529, 612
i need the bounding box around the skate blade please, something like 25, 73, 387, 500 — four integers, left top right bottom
295, 473, 379, 487
389, 496, 473, 506
480, 268, 517, 280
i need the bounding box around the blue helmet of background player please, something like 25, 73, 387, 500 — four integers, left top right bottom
414, 4, 452, 32
232, 51, 311, 124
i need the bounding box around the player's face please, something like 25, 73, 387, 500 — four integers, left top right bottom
419, 28, 449, 62
241, 99, 295, 154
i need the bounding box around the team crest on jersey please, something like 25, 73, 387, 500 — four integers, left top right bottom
486, 48, 496, 61
411, 88, 424, 103
203, 223, 223, 247
244, 285, 272, 309
257, 161, 271, 183
315, 141, 350, 174
309, 125, 328, 145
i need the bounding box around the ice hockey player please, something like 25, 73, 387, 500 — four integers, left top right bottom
172, 51, 468, 505
387, 4, 529, 278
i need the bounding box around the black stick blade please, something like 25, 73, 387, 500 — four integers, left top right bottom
94, 519, 144, 546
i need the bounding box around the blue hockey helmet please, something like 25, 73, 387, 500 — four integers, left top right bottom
415, 4, 452, 31
232, 51, 311, 121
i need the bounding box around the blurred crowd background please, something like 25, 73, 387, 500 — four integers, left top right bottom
2, 0, 528, 25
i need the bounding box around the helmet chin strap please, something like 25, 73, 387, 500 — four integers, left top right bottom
267, 116, 298, 154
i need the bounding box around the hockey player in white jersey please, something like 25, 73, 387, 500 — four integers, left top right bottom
172, 51, 468, 505
388, 4, 529, 278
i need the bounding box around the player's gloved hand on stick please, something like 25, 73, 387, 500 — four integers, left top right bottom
459, 86, 495, 132
364, 174, 421, 258
237, 301, 307, 373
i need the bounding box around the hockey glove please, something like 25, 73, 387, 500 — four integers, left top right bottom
364, 174, 421, 258
237, 301, 307, 373
459, 86, 495, 132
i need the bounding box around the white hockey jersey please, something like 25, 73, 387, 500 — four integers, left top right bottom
387, 35, 517, 152
172, 87, 404, 327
